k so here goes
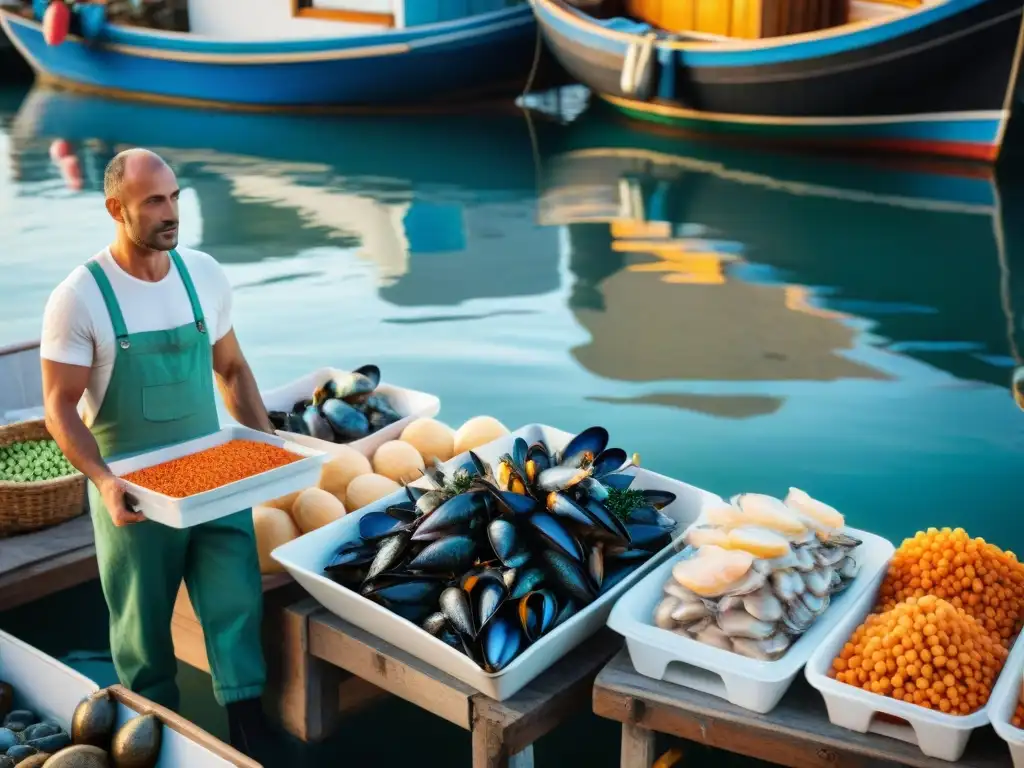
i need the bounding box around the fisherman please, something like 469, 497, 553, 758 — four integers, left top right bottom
40, 148, 272, 760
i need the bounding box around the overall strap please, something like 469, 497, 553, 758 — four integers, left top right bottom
85, 260, 130, 346
169, 249, 207, 335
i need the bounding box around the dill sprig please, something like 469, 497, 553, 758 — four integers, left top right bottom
605, 487, 646, 521
443, 469, 476, 497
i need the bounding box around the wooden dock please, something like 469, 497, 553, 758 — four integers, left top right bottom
592, 649, 1014, 768
278, 598, 623, 768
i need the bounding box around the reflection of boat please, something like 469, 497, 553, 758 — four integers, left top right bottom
539, 111, 1018, 403
530, 0, 1024, 161
7, 84, 561, 303
1, 1, 538, 109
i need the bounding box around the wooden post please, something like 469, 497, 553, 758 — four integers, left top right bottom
620, 723, 656, 768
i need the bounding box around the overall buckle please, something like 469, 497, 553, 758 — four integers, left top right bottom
118, 337, 130, 350
196, 320, 206, 334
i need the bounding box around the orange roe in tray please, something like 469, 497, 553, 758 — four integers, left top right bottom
121, 439, 301, 498
876, 527, 1024, 646
829, 594, 1008, 715
1014, 696, 1023, 729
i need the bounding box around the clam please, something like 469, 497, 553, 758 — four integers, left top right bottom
716, 609, 776, 640
732, 633, 791, 661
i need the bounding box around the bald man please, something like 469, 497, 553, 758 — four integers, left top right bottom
40, 149, 272, 760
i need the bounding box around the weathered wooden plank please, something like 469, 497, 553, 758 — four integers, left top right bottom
592, 650, 1010, 768
308, 610, 476, 729
620, 723, 656, 768
471, 629, 622, 753
0, 544, 97, 612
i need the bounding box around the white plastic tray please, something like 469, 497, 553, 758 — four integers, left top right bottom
272, 423, 720, 700
109, 425, 327, 529
0, 629, 239, 767
805, 564, 1002, 762
260, 367, 441, 458
990, 635, 1024, 768
607, 523, 893, 714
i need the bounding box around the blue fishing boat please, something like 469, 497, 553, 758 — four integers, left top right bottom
530, 0, 1024, 162
0, 0, 541, 109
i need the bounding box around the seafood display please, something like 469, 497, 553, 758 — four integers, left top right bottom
121, 439, 301, 498
321, 426, 678, 673
652, 489, 862, 661
268, 365, 403, 443
0, 439, 77, 483
830, 527, 1024, 715
0, 684, 162, 767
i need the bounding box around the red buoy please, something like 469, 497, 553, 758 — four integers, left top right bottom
60, 155, 83, 191
49, 138, 72, 164
42, 1, 70, 46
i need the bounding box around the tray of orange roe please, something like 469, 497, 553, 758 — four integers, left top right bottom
806, 527, 1024, 762
108, 426, 327, 528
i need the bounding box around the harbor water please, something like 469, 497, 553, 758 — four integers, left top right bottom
1, 81, 1023, 766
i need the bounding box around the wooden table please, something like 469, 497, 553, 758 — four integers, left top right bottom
592, 650, 1013, 768
280, 599, 622, 768
0, 516, 97, 613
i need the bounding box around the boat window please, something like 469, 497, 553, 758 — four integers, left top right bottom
291, 0, 395, 26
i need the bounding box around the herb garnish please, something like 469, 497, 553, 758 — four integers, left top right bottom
443, 468, 476, 497
605, 487, 646, 521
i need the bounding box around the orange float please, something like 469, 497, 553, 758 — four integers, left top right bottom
42, 1, 70, 46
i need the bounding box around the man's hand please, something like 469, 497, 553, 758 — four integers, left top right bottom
97, 473, 145, 527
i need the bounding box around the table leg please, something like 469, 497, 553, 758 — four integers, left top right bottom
510, 745, 535, 768
621, 722, 656, 768
471, 720, 537, 768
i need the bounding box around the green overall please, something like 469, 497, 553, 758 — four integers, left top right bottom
85, 251, 266, 712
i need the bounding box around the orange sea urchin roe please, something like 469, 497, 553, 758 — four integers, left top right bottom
877, 527, 1024, 646
122, 439, 300, 498
829, 595, 1008, 715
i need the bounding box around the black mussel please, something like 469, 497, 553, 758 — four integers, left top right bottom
368, 411, 393, 432
406, 535, 479, 573
317, 365, 380, 405
268, 410, 288, 430
524, 442, 552, 485
536, 465, 592, 493
510, 567, 546, 599
387, 602, 437, 625
496, 457, 527, 494
604, 544, 651, 562
364, 575, 445, 606
511, 437, 528, 473
365, 530, 413, 581
546, 491, 596, 527
588, 543, 605, 589
541, 549, 596, 605
575, 476, 609, 504
285, 411, 309, 435
466, 569, 508, 633
558, 426, 609, 468
479, 482, 539, 517
583, 498, 631, 544
600, 562, 642, 595
600, 472, 635, 491
641, 489, 677, 511
591, 448, 628, 478
482, 614, 523, 673
528, 511, 584, 563
302, 404, 334, 441
623, 523, 672, 552
487, 519, 530, 569
322, 398, 370, 440
627, 504, 677, 529
359, 506, 417, 542
291, 398, 311, 414
552, 599, 578, 629
365, 393, 401, 422
414, 489, 448, 516
412, 492, 489, 541
325, 541, 376, 573
439, 586, 476, 639
422, 612, 449, 636
518, 589, 558, 642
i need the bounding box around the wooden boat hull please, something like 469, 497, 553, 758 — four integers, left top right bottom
0, 4, 538, 109
530, 0, 1024, 161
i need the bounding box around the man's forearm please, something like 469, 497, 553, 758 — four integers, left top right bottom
45, 401, 112, 487
217, 363, 274, 434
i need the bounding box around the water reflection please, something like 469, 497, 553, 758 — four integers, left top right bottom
538, 110, 1023, 408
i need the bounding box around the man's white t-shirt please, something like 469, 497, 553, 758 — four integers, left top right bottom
40, 247, 233, 428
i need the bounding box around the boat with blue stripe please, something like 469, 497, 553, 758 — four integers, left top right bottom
0, 0, 542, 109
529, 0, 1024, 161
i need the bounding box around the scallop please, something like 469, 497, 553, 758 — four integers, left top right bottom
784, 487, 844, 530
742, 587, 784, 623
725, 526, 793, 559
731, 493, 808, 536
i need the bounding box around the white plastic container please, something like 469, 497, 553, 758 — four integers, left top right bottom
0, 629, 243, 766
607, 525, 893, 714
805, 565, 994, 762
109, 425, 326, 529
990, 635, 1024, 768
272, 423, 720, 700
260, 367, 441, 458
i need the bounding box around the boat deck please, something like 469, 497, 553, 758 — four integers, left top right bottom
0, 514, 97, 612
592, 649, 1013, 768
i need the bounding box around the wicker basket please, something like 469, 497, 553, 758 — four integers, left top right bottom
0, 419, 87, 539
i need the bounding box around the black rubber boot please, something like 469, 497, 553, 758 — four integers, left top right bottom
226, 697, 273, 765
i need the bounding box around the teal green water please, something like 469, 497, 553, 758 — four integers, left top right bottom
1, 81, 1023, 766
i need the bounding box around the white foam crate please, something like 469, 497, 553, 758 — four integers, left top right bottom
109, 425, 327, 529
272, 422, 720, 700
260, 366, 441, 458
990, 634, 1024, 768
805, 564, 1002, 762
0, 629, 245, 767
607, 523, 894, 714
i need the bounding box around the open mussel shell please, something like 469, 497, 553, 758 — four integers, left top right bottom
524, 442, 552, 484
600, 472, 635, 491
583, 498, 631, 544
558, 426, 610, 469
574, 476, 609, 504
468, 569, 509, 633
482, 613, 524, 673
518, 589, 558, 642
590, 447, 627, 478
488, 519, 531, 569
